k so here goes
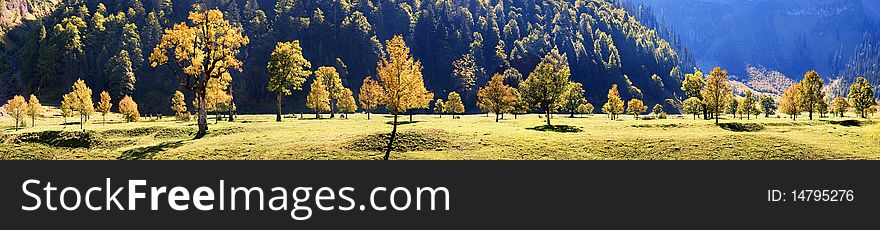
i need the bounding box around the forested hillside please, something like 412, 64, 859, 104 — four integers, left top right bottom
0, 0, 690, 114
828, 32, 880, 98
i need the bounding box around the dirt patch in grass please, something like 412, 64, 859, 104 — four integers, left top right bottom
346, 129, 450, 152
12, 130, 101, 148
717, 123, 764, 132
527, 125, 583, 133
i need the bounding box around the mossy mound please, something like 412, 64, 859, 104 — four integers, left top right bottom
717, 123, 764, 132
346, 129, 450, 152
14, 130, 101, 148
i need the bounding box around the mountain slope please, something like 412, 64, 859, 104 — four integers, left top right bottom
631, 0, 880, 81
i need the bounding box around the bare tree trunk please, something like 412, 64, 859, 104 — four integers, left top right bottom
367, 112, 371, 120
545, 108, 551, 126
228, 88, 234, 122
714, 111, 719, 124
276, 93, 283, 122
495, 113, 499, 122
384, 114, 398, 160
197, 92, 208, 137
330, 100, 336, 118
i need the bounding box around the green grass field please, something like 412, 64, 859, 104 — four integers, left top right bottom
2, 107, 879, 160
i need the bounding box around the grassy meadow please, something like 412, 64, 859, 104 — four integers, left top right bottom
1, 106, 879, 160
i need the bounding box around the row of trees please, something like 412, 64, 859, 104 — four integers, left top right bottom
3, 78, 141, 130
61, 79, 140, 129
4, 95, 41, 130
677, 67, 878, 122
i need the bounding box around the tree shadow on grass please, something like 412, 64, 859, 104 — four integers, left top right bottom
717, 123, 764, 132
826, 120, 862, 127
385, 121, 420, 125
299, 117, 332, 120
118, 141, 185, 160
526, 125, 583, 133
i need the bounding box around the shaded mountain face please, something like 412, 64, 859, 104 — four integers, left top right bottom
2, 0, 687, 114
631, 0, 880, 82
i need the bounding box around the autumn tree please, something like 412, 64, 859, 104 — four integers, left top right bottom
742, 90, 757, 120
832, 97, 849, 117
171, 90, 189, 121
118, 95, 140, 122
652, 104, 664, 118
726, 98, 740, 117
602, 84, 625, 120
338, 88, 358, 119
798, 70, 824, 120
67, 79, 94, 130
267, 41, 311, 122
759, 95, 777, 117
626, 99, 647, 119
519, 48, 571, 126
780, 84, 802, 120
561, 82, 587, 118
816, 99, 829, 118
375, 35, 430, 160
446, 92, 465, 119
477, 73, 518, 122
306, 76, 331, 119
511, 91, 529, 119
6, 96, 27, 129
61, 94, 75, 124
578, 103, 595, 116
205, 73, 233, 124
97, 91, 112, 125
682, 97, 702, 120
358, 77, 383, 120
681, 69, 705, 118
848, 77, 876, 118
316, 66, 345, 118
25, 94, 42, 127
735, 99, 746, 120
149, 9, 249, 136
702, 67, 732, 124
434, 99, 445, 118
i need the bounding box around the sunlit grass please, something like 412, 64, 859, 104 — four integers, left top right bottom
1, 106, 878, 160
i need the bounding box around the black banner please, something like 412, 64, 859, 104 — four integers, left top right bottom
0, 161, 875, 229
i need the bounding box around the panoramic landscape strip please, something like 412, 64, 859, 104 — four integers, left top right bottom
1, 0, 878, 160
